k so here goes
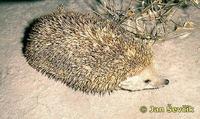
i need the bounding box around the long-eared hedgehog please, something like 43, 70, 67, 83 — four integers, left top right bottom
23, 6, 169, 94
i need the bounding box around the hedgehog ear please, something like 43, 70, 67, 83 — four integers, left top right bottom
54, 4, 65, 14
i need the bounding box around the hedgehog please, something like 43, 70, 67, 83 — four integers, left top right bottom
23, 6, 169, 94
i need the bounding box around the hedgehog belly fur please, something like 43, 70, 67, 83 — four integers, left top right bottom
24, 11, 153, 94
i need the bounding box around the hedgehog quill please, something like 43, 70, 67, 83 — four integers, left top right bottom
23, 3, 170, 95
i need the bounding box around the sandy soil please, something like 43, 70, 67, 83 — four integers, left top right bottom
0, 0, 200, 119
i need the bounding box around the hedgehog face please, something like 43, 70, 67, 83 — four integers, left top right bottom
141, 64, 169, 88
119, 64, 169, 91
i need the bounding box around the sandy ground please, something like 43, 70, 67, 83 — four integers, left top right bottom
0, 0, 200, 119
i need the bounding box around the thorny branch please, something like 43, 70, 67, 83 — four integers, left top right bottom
92, 0, 200, 43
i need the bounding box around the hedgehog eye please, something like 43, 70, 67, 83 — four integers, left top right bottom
144, 79, 151, 83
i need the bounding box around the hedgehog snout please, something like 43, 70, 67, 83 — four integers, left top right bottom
140, 64, 169, 89
144, 78, 169, 85
164, 79, 169, 85
144, 78, 169, 89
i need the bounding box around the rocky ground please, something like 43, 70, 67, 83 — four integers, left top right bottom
0, 0, 200, 119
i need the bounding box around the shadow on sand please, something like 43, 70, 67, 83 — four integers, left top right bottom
21, 18, 40, 55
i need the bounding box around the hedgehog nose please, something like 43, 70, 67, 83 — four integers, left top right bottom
164, 79, 169, 85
